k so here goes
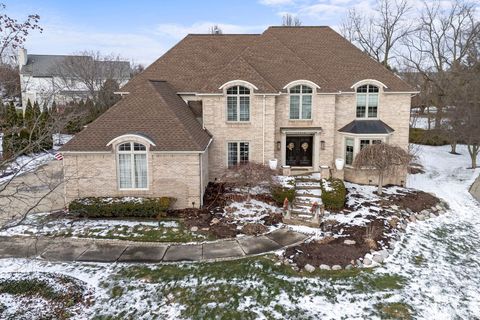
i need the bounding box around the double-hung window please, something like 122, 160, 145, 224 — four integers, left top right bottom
117, 142, 148, 189
356, 84, 379, 118
345, 137, 384, 166
227, 85, 250, 122
289, 85, 312, 120
360, 139, 382, 150
345, 138, 354, 165
227, 142, 249, 167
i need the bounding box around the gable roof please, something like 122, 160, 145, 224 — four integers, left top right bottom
61, 80, 211, 152
124, 26, 413, 94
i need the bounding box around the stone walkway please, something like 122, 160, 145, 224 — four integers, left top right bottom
0, 228, 309, 263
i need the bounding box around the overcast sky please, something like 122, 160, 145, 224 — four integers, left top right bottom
4, 0, 409, 65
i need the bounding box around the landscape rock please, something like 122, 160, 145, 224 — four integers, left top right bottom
430, 212, 436, 218
420, 209, 430, 216
343, 239, 356, 245
372, 254, 384, 264
379, 249, 389, 259
331, 265, 342, 270
304, 264, 316, 273
436, 204, 443, 211
345, 264, 354, 270
210, 218, 220, 225
390, 205, 399, 210
319, 264, 331, 270
416, 214, 426, 221
409, 215, 417, 223
363, 258, 372, 266
190, 226, 198, 232
431, 206, 438, 212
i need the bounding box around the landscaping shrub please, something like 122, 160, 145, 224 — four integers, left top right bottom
68, 197, 175, 218
271, 186, 295, 206
409, 128, 449, 146
320, 178, 346, 210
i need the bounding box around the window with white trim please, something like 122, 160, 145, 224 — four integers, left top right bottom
117, 142, 148, 189
227, 142, 249, 167
227, 85, 250, 122
289, 85, 312, 120
356, 84, 379, 118
344, 137, 385, 166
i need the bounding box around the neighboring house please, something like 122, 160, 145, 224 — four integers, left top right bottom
60, 26, 416, 209
18, 49, 131, 110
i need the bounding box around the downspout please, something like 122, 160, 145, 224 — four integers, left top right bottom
199, 153, 202, 208
262, 94, 266, 164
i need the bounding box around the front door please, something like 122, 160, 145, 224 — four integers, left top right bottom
285, 136, 313, 167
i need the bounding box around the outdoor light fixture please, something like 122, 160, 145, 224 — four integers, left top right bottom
276, 141, 281, 150
320, 140, 325, 150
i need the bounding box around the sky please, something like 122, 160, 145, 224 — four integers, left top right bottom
4, 0, 386, 65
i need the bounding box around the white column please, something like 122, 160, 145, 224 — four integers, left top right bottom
313, 132, 320, 171
281, 132, 286, 166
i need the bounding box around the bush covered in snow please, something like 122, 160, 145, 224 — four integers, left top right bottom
68, 196, 175, 218
320, 178, 346, 210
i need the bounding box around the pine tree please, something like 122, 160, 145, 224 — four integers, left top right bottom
24, 99, 34, 130
6, 102, 19, 128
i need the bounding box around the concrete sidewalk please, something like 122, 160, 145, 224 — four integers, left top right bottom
0, 228, 308, 263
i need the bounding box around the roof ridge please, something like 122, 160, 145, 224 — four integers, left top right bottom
237, 56, 277, 91
147, 80, 207, 150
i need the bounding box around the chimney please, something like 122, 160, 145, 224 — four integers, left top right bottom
18, 48, 28, 68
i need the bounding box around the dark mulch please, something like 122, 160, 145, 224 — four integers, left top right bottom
209, 221, 239, 238
241, 223, 268, 236
261, 212, 283, 226
286, 219, 391, 267
387, 191, 439, 213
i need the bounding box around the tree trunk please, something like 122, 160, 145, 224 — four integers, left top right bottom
467, 144, 479, 168
450, 141, 457, 154
377, 173, 384, 195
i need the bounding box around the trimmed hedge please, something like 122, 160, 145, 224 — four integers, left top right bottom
409, 128, 449, 146
271, 186, 295, 206
68, 197, 175, 218
320, 178, 347, 211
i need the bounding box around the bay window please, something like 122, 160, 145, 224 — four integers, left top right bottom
344, 137, 385, 166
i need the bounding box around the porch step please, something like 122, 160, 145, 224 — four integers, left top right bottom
295, 185, 321, 190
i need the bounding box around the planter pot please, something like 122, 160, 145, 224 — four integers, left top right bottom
269, 159, 278, 170
335, 158, 345, 171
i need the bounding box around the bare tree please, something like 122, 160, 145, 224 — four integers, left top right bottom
208, 25, 223, 35
0, 3, 42, 64
402, 0, 480, 129
52, 51, 130, 103
353, 143, 412, 195
282, 13, 302, 26
340, 0, 412, 68
220, 162, 276, 201
0, 63, 20, 97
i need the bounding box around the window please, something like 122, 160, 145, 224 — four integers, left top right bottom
345, 138, 354, 165
226, 85, 250, 122
227, 142, 249, 167
117, 142, 147, 189
344, 137, 384, 166
356, 84, 379, 118
289, 85, 312, 120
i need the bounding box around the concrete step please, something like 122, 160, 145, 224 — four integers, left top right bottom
295, 178, 322, 183
295, 185, 321, 190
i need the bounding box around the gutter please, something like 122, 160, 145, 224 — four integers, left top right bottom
262, 94, 266, 164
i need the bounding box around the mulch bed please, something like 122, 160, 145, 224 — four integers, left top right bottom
386, 190, 439, 213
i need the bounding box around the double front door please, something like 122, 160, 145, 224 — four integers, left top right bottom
285, 136, 313, 167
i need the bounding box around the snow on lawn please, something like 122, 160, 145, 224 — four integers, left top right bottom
0, 144, 479, 319
225, 199, 281, 225
0, 212, 207, 242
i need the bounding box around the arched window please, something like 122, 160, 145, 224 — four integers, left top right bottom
117, 142, 148, 189
356, 84, 379, 118
226, 85, 250, 122
289, 85, 312, 120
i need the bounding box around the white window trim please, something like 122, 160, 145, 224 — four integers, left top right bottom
351, 79, 387, 89
219, 80, 258, 90
289, 85, 313, 120
226, 141, 250, 167
116, 142, 149, 190
343, 135, 388, 168
356, 84, 380, 119
283, 79, 321, 90
225, 86, 251, 122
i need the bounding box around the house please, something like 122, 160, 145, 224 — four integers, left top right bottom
18, 49, 131, 110
60, 26, 416, 209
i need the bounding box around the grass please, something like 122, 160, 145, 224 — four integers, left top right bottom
374, 302, 414, 319
98, 256, 408, 319
44, 218, 213, 243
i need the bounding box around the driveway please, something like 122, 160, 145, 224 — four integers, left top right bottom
0, 160, 65, 228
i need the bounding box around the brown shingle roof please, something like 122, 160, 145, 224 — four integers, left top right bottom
124, 26, 413, 93
61, 80, 211, 152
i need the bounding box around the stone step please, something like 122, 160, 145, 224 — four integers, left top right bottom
291, 209, 313, 216
295, 178, 322, 183
295, 185, 321, 190
296, 195, 322, 201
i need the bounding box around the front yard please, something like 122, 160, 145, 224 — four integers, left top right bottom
0, 145, 479, 319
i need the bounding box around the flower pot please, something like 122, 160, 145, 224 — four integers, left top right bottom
269, 159, 278, 170
335, 158, 345, 171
